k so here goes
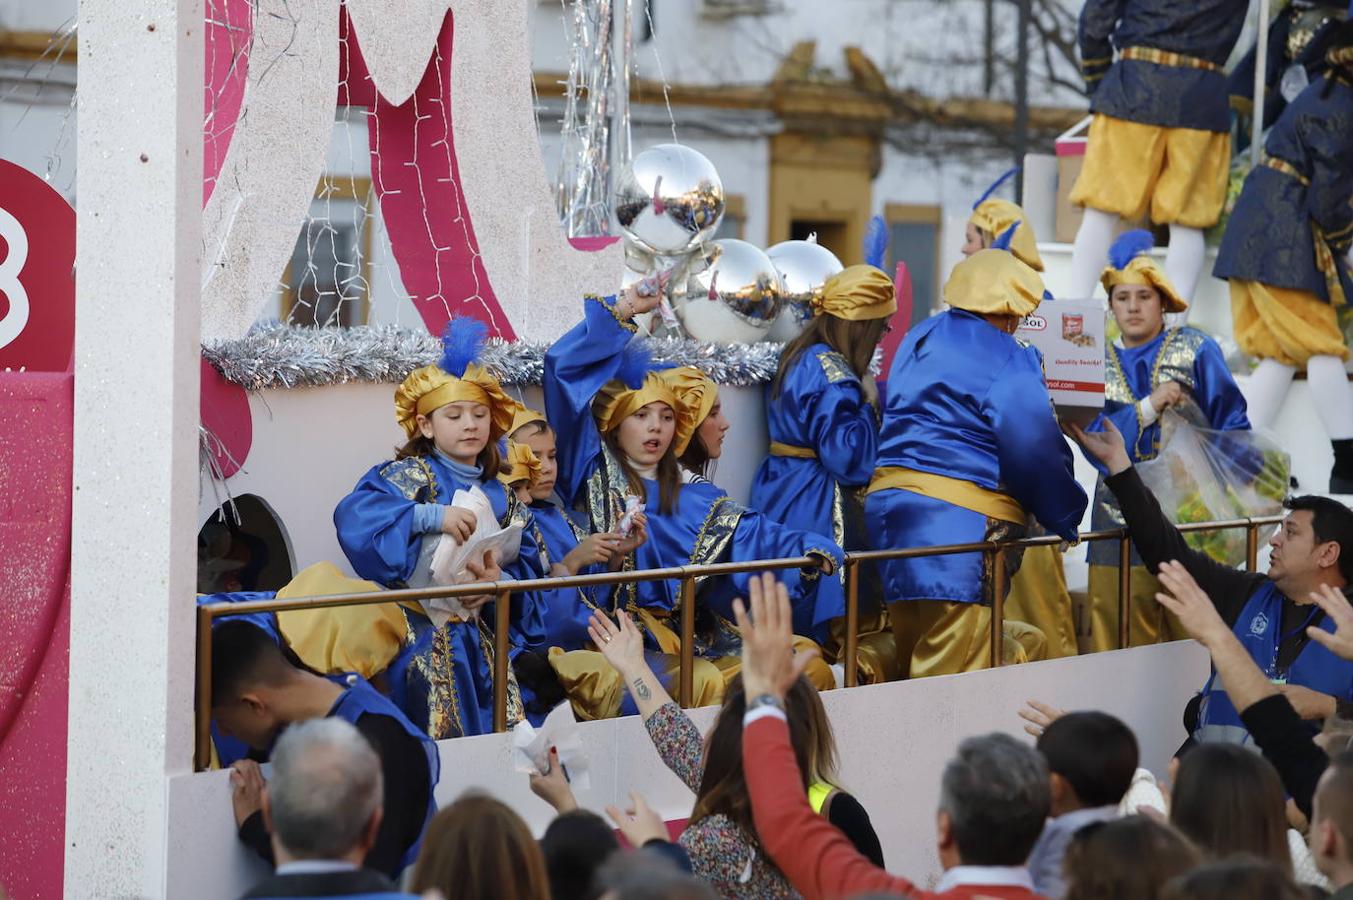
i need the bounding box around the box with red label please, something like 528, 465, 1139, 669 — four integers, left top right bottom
1015, 300, 1105, 427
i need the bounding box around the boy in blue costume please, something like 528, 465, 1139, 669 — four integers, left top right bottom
1068, 0, 1250, 303
1215, 15, 1353, 492
866, 250, 1088, 678
1084, 231, 1251, 651
211, 619, 439, 879
544, 284, 844, 706
332, 318, 546, 739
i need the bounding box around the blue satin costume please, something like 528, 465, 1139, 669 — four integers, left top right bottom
749, 343, 878, 549
333, 454, 544, 738
1213, 71, 1353, 303
1079, 0, 1249, 131
525, 499, 613, 649
544, 296, 846, 651
1085, 328, 1252, 568
865, 309, 1087, 605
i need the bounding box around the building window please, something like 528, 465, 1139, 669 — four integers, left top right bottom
712, 194, 746, 240
281, 177, 374, 328
884, 203, 941, 324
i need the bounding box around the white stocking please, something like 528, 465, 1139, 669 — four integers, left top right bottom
1069, 208, 1119, 301
1307, 354, 1353, 440
1164, 225, 1206, 321
1245, 358, 1296, 431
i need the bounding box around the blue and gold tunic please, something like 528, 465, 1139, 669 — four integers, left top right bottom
544, 296, 846, 649
1213, 70, 1353, 304
1080, 0, 1249, 133
333, 454, 544, 738
865, 308, 1087, 605
750, 343, 877, 549
1085, 327, 1251, 567
525, 500, 612, 650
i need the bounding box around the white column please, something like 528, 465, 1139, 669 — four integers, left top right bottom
68, 0, 202, 895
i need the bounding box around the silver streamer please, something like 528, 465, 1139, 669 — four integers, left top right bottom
203, 323, 788, 390
555, 0, 633, 237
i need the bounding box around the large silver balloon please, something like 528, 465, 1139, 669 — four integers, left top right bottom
674, 239, 783, 343
765, 239, 844, 342
615, 144, 725, 256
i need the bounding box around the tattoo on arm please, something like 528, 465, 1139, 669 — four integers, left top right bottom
633, 677, 652, 700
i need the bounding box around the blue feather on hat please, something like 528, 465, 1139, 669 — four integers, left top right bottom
973, 166, 1019, 209
1107, 229, 1155, 271
439, 316, 488, 378
617, 339, 655, 390
863, 215, 889, 270
990, 220, 1020, 252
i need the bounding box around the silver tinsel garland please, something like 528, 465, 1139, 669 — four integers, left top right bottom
203, 323, 787, 391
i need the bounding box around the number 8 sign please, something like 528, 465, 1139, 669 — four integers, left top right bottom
0, 159, 75, 374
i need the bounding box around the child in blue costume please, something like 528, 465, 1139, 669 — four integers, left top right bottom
1084, 231, 1251, 652
544, 286, 843, 707
740, 260, 902, 686
1216, 20, 1353, 492
866, 250, 1088, 678
333, 319, 546, 739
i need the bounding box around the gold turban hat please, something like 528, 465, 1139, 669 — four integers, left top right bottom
944, 249, 1046, 319
811, 265, 897, 321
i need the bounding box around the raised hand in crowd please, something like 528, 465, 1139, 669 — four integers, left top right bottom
1065, 418, 1133, 475
734, 571, 819, 701
1153, 560, 1232, 646
1307, 582, 1353, 660
228, 759, 266, 828
605, 790, 669, 849
528, 746, 578, 814
587, 608, 672, 720
1018, 699, 1066, 739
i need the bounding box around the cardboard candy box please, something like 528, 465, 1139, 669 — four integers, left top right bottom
1014, 300, 1106, 428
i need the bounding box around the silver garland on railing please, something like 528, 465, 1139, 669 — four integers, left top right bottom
202, 323, 787, 391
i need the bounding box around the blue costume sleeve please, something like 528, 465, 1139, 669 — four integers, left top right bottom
1078, 0, 1123, 92
1084, 402, 1146, 477
334, 463, 427, 586
699, 508, 846, 643
543, 296, 636, 508
810, 379, 879, 488
1193, 339, 1251, 432
1307, 114, 1353, 247
981, 348, 1088, 540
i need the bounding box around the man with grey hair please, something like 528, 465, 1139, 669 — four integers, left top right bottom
241, 718, 414, 899
734, 572, 1051, 898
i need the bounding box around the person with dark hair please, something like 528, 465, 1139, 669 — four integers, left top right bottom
409, 793, 549, 900
1073, 421, 1353, 747
211, 620, 438, 880
595, 851, 717, 900
585, 605, 884, 896
736, 572, 1049, 898
1160, 857, 1308, 900
538, 810, 621, 900
1310, 750, 1353, 897
1027, 712, 1140, 898
239, 718, 414, 900
1170, 743, 1292, 873
1062, 816, 1202, 900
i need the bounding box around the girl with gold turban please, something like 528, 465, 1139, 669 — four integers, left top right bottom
963, 168, 1045, 275
1080, 231, 1251, 651
332, 318, 547, 739
865, 250, 1088, 678
542, 290, 844, 714
748, 263, 902, 684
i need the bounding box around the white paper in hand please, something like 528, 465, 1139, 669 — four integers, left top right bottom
424, 487, 522, 628
512, 701, 591, 791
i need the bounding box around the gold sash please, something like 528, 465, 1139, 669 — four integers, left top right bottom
1120, 46, 1221, 72
867, 466, 1025, 524
769, 441, 817, 459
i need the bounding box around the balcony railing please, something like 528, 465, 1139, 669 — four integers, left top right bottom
193, 514, 1283, 770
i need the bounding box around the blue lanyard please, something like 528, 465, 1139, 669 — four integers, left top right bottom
1269, 606, 1323, 680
